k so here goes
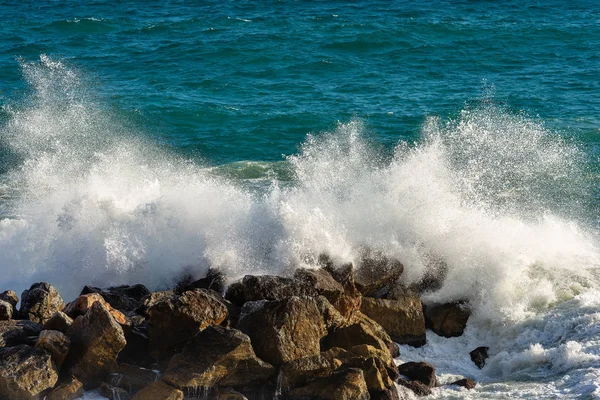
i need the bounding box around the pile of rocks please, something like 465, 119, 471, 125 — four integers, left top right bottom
0, 256, 486, 400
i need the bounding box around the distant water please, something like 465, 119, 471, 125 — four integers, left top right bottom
1, 1, 600, 399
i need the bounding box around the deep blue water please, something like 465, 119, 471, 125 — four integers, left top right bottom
1, 0, 599, 164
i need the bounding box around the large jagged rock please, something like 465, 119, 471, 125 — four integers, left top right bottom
131, 381, 184, 400
0, 319, 43, 347
65, 301, 127, 388
225, 275, 317, 306
355, 253, 404, 298
117, 321, 154, 368
45, 376, 84, 400
35, 329, 70, 368
397, 377, 431, 396
397, 362, 436, 388
0, 290, 19, 307
163, 325, 274, 390
141, 289, 228, 360
20, 282, 64, 324
81, 284, 150, 313
0, 345, 59, 400
44, 311, 74, 334
237, 296, 327, 367
360, 295, 426, 347
175, 268, 226, 296
0, 299, 13, 320
287, 368, 370, 400
279, 354, 342, 393
63, 293, 129, 326
322, 263, 363, 319
470, 346, 489, 369
106, 363, 160, 394
450, 378, 476, 389
424, 302, 470, 337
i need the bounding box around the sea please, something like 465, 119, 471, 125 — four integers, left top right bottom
1, 1, 599, 399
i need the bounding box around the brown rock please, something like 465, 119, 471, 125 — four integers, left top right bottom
0, 319, 43, 347
237, 296, 327, 366
279, 354, 340, 393
117, 321, 154, 368
224, 275, 317, 306
450, 378, 476, 389
81, 284, 151, 313
322, 263, 363, 319
287, 368, 370, 400
0, 290, 19, 307
131, 381, 184, 400
35, 329, 70, 368
355, 253, 404, 298
397, 377, 431, 396
470, 346, 489, 369
360, 295, 426, 347
63, 293, 129, 326
65, 301, 127, 388
175, 268, 226, 296
107, 363, 159, 394
397, 362, 436, 388
0, 345, 59, 400
163, 325, 274, 390
424, 302, 470, 337
0, 299, 13, 320
45, 377, 84, 400
20, 282, 64, 324
44, 311, 74, 334
218, 387, 248, 399
143, 289, 228, 359
99, 382, 131, 400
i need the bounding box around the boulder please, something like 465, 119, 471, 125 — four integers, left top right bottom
424, 302, 470, 337
131, 381, 184, 400
346, 345, 398, 381
45, 377, 84, 400
65, 301, 127, 388
117, 321, 154, 368
44, 311, 74, 334
470, 346, 489, 369
397, 377, 431, 396
287, 368, 370, 400
0, 290, 19, 307
279, 354, 341, 393
20, 282, 64, 324
81, 284, 150, 313
163, 325, 274, 390
225, 275, 317, 306
237, 296, 327, 366
397, 362, 436, 388
175, 268, 226, 296
99, 382, 131, 400
0, 319, 43, 347
107, 363, 160, 394
355, 253, 404, 298
450, 378, 476, 389
0, 299, 13, 320
63, 293, 129, 326
360, 295, 426, 347
35, 329, 70, 368
322, 263, 362, 319
143, 289, 228, 359
217, 387, 248, 399
0, 345, 59, 400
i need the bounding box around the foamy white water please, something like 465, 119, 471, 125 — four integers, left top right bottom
1, 56, 600, 398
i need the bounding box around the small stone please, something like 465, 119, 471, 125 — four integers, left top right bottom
450, 378, 476, 389
470, 346, 489, 369
131, 381, 184, 400
20, 282, 64, 324
35, 329, 70, 368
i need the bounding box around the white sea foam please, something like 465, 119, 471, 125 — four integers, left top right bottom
1, 56, 600, 397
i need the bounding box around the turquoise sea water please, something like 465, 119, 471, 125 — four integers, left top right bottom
1, 1, 600, 399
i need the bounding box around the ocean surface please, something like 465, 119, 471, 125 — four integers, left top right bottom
1, 1, 600, 398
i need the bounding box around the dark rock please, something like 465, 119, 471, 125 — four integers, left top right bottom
0, 299, 13, 320
99, 382, 131, 400
65, 301, 127, 388
20, 282, 64, 324
0, 345, 59, 400
163, 325, 274, 390
0, 290, 19, 307
424, 302, 470, 337
371, 386, 401, 400
410, 257, 448, 294
117, 321, 154, 368
44, 311, 74, 334
131, 381, 184, 400
175, 268, 226, 296
470, 346, 489, 369
355, 252, 404, 298
322, 263, 363, 319
360, 295, 426, 347
143, 289, 228, 360
450, 378, 476, 389
397, 362, 436, 388
287, 368, 370, 400
45, 376, 84, 400
225, 275, 317, 306
217, 387, 248, 399
0, 319, 43, 347
107, 363, 159, 394
237, 296, 327, 367
63, 293, 129, 326
279, 354, 340, 393
397, 377, 431, 396
81, 284, 150, 313
35, 329, 70, 368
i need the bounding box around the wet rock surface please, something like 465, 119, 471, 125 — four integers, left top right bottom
0, 345, 59, 400
20, 282, 65, 324
424, 302, 470, 338
470, 346, 489, 369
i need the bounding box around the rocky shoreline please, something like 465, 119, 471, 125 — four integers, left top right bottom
0, 255, 487, 399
